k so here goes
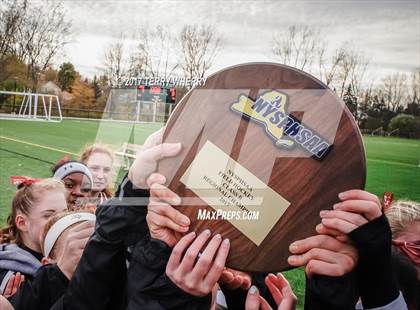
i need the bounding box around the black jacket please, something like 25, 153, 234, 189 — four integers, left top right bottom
53, 175, 213, 310
9, 264, 69, 310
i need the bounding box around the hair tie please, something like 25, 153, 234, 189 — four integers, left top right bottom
382, 192, 394, 210
10, 176, 41, 188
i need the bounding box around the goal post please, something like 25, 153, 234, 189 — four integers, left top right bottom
0, 90, 62, 122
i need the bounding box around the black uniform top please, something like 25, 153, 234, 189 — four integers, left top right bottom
304, 214, 416, 310
9, 264, 69, 310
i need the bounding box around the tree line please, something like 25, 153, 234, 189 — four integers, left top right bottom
0, 1, 418, 137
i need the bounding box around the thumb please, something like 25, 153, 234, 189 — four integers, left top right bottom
144, 143, 182, 162
245, 285, 261, 310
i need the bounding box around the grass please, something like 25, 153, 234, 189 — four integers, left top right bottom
1, 119, 419, 309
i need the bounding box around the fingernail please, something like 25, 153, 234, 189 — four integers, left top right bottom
338, 192, 346, 199
189, 231, 196, 237
214, 234, 221, 240
288, 256, 297, 264
223, 238, 230, 245
181, 217, 190, 226
320, 210, 328, 216
172, 196, 181, 205
249, 285, 258, 294
333, 203, 340, 210
289, 242, 298, 252
203, 229, 211, 235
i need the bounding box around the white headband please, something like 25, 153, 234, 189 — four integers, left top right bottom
43, 212, 96, 257
53, 162, 93, 184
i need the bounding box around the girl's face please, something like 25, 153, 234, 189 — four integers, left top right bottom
62, 173, 92, 208
25, 190, 67, 252
85, 152, 113, 192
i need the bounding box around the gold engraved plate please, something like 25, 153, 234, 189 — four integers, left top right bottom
180, 140, 290, 246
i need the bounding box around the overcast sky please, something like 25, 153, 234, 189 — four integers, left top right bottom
58, 0, 420, 84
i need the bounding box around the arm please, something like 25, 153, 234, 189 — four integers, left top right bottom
126, 235, 212, 310
9, 264, 68, 310
320, 190, 404, 309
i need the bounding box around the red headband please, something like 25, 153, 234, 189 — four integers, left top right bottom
10, 176, 41, 187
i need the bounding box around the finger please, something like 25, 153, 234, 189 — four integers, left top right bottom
203, 238, 230, 286
240, 275, 252, 290
12, 272, 21, 294
70, 236, 91, 250
167, 231, 196, 272
289, 234, 346, 254
179, 229, 212, 273
146, 173, 166, 188
219, 270, 235, 284
147, 210, 189, 233
68, 220, 95, 233
334, 200, 382, 221
150, 183, 181, 206
193, 234, 222, 277
259, 296, 273, 310
265, 274, 283, 305
148, 200, 189, 227
245, 286, 261, 310
143, 143, 182, 163
279, 284, 297, 310
305, 257, 353, 277
69, 225, 95, 240
316, 224, 349, 242
288, 248, 341, 267
339, 189, 381, 206
320, 210, 368, 227
142, 128, 164, 150
321, 217, 358, 234
19, 275, 25, 287
4, 275, 15, 295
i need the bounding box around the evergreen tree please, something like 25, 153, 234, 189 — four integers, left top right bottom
58, 62, 76, 91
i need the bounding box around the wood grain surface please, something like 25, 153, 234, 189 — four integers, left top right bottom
158, 63, 366, 272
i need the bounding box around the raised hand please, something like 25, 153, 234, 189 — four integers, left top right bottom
2, 272, 25, 298
166, 230, 230, 297
219, 267, 252, 290
319, 189, 382, 234
128, 128, 182, 189
288, 234, 358, 276
245, 273, 297, 310
147, 173, 190, 247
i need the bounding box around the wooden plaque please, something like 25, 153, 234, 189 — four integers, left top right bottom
158, 63, 366, 272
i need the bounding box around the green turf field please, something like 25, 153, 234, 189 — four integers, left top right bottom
1, 118, 419, 309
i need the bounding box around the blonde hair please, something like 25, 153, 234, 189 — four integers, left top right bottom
80, 142, 115, 166
41, 209, 94, 259
80, 142, 114, 197
1, 178, 66, 244
385, 200, 420, 237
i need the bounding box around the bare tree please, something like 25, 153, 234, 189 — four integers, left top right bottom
103, 37, 126, 88
129, 25, 178, 79
318, 47, 345, 87
272, 25, 324, 72
11, 1, 71, 90
381, 72, 408, 112
0, 0, 26, 60
408, 68, 420, 105
178, 24, 223, 80
329, 43, 369, 98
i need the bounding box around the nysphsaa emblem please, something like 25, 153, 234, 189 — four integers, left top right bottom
230, 90, 332, 160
